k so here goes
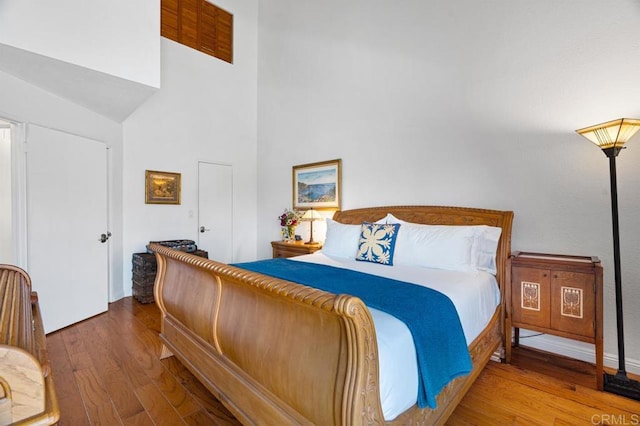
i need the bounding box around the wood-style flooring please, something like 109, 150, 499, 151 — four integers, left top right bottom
47, 297, 640, 425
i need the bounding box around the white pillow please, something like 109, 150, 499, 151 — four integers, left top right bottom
321, 218, 361, 259
393, 222, 476, 272
471, 225, 502, 274
385, 213, 502, 273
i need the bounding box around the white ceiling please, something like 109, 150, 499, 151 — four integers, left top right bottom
0, 43, 158, 123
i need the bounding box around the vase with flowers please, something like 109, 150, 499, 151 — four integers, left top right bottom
278, 208, 302, 242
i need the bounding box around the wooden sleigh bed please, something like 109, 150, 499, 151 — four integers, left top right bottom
151, 205, 513, 425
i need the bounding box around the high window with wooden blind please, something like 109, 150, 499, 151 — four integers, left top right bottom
161, 0, 233, 64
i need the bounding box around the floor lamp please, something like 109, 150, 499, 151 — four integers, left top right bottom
576, 118, 640, 400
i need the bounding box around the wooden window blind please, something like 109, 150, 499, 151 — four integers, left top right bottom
161, 0, 233, 64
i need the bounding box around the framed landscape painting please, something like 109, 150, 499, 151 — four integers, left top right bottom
292, 159, 341, 210
145, 170, 181, 204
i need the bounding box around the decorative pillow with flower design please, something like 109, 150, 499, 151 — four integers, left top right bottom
356, 222, 401, 266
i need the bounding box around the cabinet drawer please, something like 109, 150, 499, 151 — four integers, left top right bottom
273, 247, 303, 258
271, 241, 322, 258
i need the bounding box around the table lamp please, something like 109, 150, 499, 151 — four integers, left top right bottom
301, 209, 323, 245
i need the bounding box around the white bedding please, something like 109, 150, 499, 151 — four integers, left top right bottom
290, 252, 500, 421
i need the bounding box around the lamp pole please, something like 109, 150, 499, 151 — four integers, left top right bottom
602, 146, 640, 400
605, 148, 626, 372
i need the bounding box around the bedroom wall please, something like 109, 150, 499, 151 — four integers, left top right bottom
257, 1, 640, 372
121, 0, 259, 295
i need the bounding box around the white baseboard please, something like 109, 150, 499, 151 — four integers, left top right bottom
514, 331, 640, 375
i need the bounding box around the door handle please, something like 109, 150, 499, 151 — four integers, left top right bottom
99, 232, 112, 243
200, 226, 210, 233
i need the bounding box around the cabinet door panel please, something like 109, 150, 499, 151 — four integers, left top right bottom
511, 267, 551, 328
550, 271, 595, 338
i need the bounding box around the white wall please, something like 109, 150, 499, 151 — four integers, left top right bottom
0, 70, 124, 301
0, 0, 160, 87
257, 0, 640, 372
122, 0, 259, 295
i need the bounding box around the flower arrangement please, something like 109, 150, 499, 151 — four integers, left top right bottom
278, 209, 302, 227
278, 208, 302, 241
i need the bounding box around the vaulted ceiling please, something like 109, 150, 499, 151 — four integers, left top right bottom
0, 43, 157, 123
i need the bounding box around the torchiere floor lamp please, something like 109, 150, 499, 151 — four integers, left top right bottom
576, 118, 640, 400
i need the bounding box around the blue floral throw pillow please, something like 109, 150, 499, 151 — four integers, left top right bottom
356, 222, 401, 266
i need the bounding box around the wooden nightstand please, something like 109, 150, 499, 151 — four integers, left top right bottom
271, 240, 322, 258
505, 251, 604, 390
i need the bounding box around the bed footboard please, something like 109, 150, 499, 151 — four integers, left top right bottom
151, 244, 387, 425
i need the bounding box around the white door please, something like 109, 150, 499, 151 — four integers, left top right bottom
26, 124, 109, 333
198, 161, 233, 263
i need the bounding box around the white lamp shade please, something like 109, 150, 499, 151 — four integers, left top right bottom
302, 209, 323, 221
576, 118, 640, 150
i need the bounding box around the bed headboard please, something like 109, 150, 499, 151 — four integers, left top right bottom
332, 205, 514, 291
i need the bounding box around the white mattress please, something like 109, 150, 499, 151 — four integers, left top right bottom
290, 252, 500, 421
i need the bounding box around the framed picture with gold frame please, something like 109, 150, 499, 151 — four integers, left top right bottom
145, 170, 181, 205
292, 159, 341, 210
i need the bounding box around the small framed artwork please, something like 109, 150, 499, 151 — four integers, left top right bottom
145, 170, 181, 205
292, 159, 341, 210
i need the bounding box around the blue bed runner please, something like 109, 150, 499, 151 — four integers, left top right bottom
232, 258, 472, 409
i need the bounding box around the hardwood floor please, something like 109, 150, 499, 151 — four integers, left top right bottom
449, 350, 640, 425
47, 297, 640, 425
47, 297, 240, 426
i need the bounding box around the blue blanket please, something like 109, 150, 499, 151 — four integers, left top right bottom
232, 258, 472, 409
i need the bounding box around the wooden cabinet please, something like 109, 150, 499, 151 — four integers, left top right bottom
271, 240, 322, 258
505, 252, 603, 390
